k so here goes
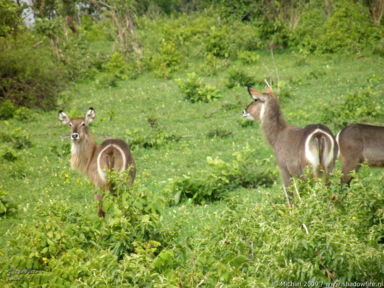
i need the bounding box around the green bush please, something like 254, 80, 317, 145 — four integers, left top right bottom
0, 127, 31, 162
0, 103, 37, 121
321, 86, 382, 129
204, 25, 234, 58
0, 189, 15, 216
318, 1, 373, 53
81, 15, 110, 41
14, 106, 36, 121
177, 73, 221, 103
170, 170, 384, 285
232, 22, 264, 51
101, 175, 162, 259
295, 0, 381, 54
166, 147, 277, 204
0, 36, 67, 109
237, 51, 260, 64
0, 128, 32, 150
0, 146, 18, 161
61, 33, 107, 81
0, 0, 22, 37
150, 41, 181, 79
104, 52, 138, 80
0, 100, 16, 120
1, 179, 165, 286
96, 52, 138, 87
226, 69, 255, 88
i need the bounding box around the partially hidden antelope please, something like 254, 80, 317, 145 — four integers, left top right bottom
337, 123, 384, 185
242, 86, 338, 187
59, 108, 136, 217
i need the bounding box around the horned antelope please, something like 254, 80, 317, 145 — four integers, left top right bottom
337, 123, 384, 185
59, 108, 136, 217
242, 86, 338, 187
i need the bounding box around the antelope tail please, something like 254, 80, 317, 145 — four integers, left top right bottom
305, 129, 336, 174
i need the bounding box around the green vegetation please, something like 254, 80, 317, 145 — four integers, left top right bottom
1, 0, 384, 286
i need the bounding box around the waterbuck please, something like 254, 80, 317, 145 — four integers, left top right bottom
242, 86, 338, 187
337, 123, 384, 185
59, 108, 136, 217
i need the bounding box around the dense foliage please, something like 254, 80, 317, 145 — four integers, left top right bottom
1, 0, 384, 286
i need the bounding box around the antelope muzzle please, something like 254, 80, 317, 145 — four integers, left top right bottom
71, 132, 80, 141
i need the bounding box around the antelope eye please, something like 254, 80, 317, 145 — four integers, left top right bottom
81, 122, 85, 127
69, 122, 73, 127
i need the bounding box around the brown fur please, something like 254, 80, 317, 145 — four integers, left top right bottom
337, 123, 384, 185
59, 108, 136, 217
243, 87, 338, 187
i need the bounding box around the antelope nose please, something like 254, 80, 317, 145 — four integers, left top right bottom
242, 110, 247, 117
71, 133, 80, 140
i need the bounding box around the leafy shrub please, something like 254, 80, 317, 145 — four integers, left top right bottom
292, 4, 328, 54
166, 147, 277, 204
317, 1, 373, 53
321, 86, 382, 129
171, 170, 384, 285
150, 41, 181, 79
0, 100, 16, 120
14, 106, 36, 121
81, 15, 110, 41
125, 127, 181, 150
0, 0, 22, 37
2, 179, 165, 286
0, 100, 36, 121
104, 52, 138, 80
101, 175, 162, 258
0, 128, 32, 150
232, 22, 264, 51
95, 72, 119, 87
0, 36, 67, 109
204, 25, 234, 58
226, 69, 255, 88
0, 189, 16, 216
0, 146, 18, 161
177, 73, 221, 103
0, 128, 31, 162
35, 17, 104, 82
237, 51, 260, 64
96, 52, 138, 87
294, 0, 380, 54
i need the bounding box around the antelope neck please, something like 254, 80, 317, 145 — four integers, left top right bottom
71, 136, 97, 174
260, 100, 287, 147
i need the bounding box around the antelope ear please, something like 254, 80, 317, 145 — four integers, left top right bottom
265, 86, 273, 94
248, 86, 264, 100
85, 107, 95, 125
58, 111, 71, 125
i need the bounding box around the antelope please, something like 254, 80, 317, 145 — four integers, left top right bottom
337, 123, 384, 185
242, 86, 338, 187
59, 108, 136, 217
